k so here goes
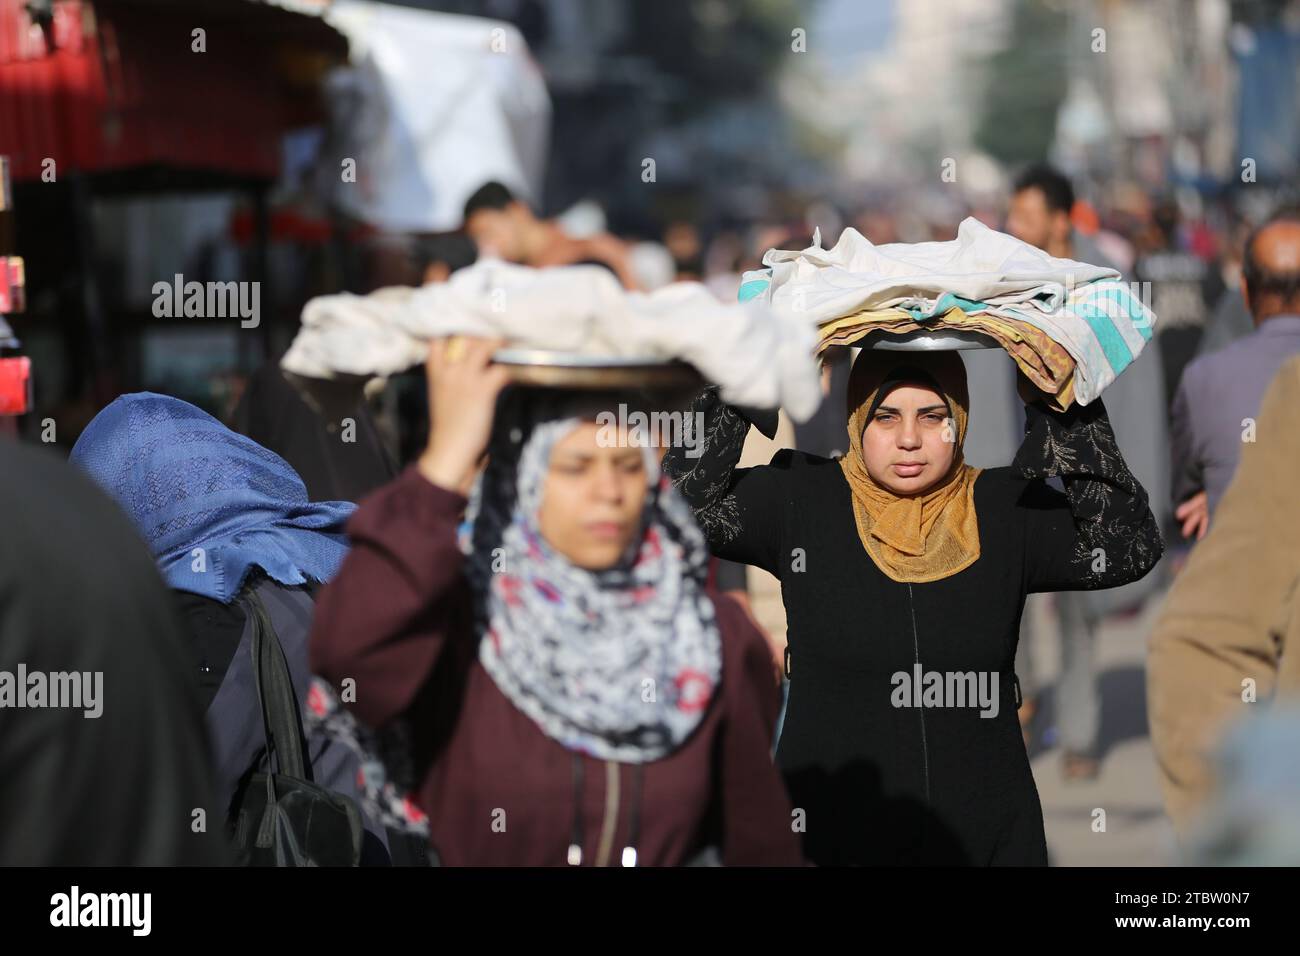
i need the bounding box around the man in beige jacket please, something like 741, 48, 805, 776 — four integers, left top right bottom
1148, 353, 1300, 836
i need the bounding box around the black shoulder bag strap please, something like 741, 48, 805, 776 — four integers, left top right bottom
243, 587, 311, 849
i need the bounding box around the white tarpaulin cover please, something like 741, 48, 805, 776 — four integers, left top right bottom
322, 1, 551, 231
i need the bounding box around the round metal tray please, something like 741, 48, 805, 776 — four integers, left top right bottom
492, 349, 702, 390
847, 328, 1000, 351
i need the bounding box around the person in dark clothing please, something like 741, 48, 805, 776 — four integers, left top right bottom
233, 363, 396, 504
0, 438, 227, 865
662, 350, 1164, 865
414, 230, 478, 285
1133, 201, 1224, 408
70, 393, 428, 864
310, 337, 804, 865
1170, 207, 1300, 536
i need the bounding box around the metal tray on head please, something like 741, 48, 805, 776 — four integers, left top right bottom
846, 328, 1000, 351
491, 349, 703, 390
821, 327, 993, 353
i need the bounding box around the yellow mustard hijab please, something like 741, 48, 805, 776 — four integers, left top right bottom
839, 350, 982, 583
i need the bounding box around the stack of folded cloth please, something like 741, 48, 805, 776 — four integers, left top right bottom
738, 217, 1157, 409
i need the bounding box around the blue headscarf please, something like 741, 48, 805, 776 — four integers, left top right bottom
70, 393, 356, 602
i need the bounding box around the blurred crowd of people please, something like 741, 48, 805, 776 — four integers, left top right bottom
4, 148, 1300, 866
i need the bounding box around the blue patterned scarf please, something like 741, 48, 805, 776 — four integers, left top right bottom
70, 393, 355, 602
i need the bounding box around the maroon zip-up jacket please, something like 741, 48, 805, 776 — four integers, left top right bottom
310, 466, 805, 866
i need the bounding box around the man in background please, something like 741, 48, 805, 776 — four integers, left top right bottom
1169, 208, 1300, 542
462, 181, 640, 289
1007, 164, 1169, 781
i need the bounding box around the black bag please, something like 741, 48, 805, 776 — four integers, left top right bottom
227, 589, 364, 866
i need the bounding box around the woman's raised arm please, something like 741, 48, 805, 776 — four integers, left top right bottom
311, 336, 509, 729
1013, 390, 1165, 594
662, 386, 792, 575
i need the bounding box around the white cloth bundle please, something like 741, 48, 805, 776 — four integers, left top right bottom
752, 217, 1119, 323
281, 260, 823, 421
740, 217, 1158, 404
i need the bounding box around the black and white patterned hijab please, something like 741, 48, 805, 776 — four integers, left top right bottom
459, 393, 722, 763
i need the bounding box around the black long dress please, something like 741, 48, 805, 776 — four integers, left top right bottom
663, 389, 1164, 865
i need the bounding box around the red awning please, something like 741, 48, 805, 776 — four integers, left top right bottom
0, 0, 347, 183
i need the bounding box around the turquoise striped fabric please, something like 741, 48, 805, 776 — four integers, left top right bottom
1073, 300, 1134, 374
976, 281, 1154, 381
738, 277, 771, 303
1014, 279, 1157, 403
1065, 281, 1155, 375
906, 292, 987, 321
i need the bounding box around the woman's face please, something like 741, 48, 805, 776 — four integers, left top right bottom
538, 422, 649, 570
860, 384, 956, 496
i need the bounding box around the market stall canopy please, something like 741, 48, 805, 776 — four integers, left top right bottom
0, 0, 348, 185
319, 1, 551, 232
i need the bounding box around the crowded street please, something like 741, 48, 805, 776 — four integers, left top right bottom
0, 0, 1297, 937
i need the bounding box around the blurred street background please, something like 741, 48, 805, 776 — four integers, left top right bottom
1025, 593, 1175, 866
4, 0, 1296, 432
3, 0, 1300, 866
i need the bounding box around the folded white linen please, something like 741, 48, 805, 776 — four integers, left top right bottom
754, 217, 1118, 325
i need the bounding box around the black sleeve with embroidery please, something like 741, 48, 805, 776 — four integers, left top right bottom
1014, 397, 1165, 593
661, 387, 785, 572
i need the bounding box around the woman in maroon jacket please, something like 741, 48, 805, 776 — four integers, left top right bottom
310, 337, 804, 866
